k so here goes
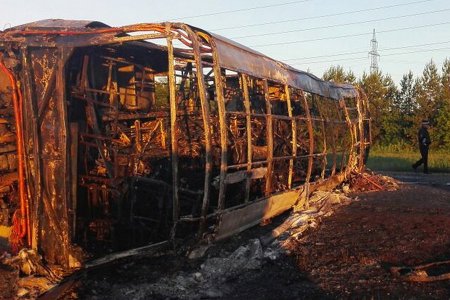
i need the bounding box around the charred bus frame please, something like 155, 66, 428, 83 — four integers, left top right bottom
0, 20, 370, 268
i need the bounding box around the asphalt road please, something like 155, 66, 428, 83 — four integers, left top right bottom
378, 171, 450, 188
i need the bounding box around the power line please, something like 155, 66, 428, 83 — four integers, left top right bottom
290, 46, 450, 66
231, 8, 450, 39
250, 21, 450, 48
283, 40, 450, 62
382, 58, 429, 65
253, 32, 368, 47
211, 0, 433, 31
285, 49, 368, 61
382, 47, 450, 58
291, 57, 368, 66
166, 0, 312, 21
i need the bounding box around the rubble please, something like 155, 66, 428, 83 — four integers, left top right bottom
3, 172, 400, 299
349, 171, 399, 192
109, 181, 363, 299
129, 239, 264, 299
286, 182, 450, 298
262, 184, 361, 260
260, 172, 399, 263
11, 173, 450, 299
4, 249, 61, 281
187, 244, 210, 260
0, 249, 59, 298
391, 260, 450, 282
65, 177, 368, 299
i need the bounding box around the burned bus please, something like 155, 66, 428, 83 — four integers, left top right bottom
0, 20, 370, 268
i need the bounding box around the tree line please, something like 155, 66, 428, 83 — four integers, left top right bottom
322, 59, 450, 151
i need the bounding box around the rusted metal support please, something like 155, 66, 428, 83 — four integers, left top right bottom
135, 120, 142, 153
81, 56, 115, 180
56, 47, 71, 266
37, 67, 57, 124
20, 48, 42, 251
183, 26, 212, 236
85, 240, 170, 268
315, 98, 328, 179
167, 31, 179, 235
356, 94, 365, 171
329, 102, 340, 176
227, 153, 323, 170
363, 94, 372, 146
111, 33, 166, 44
302, 93, 314, 184
320, 123, 327, 179
285, 85, 296, 189
105, 60, 115, 107
215, 190, 300, 240
208, 39, 228, 211
70, 123, 78, 239
340, 99, 354, 170
263, 80, 273, 196
242, 74, 252, 202
335, 101, 347, 171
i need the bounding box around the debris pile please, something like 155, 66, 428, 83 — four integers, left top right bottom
261, 172, 400, 261
263, 188, 357, 258
391, 260, 450, 282
106, 239, 265, 299
86, 185, 360, 299
1, 249, 60, 298
1, 172, 401, 299
349, 171, 399, 192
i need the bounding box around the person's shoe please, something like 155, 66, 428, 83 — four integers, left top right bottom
424, 171, 431, 174
412, 164, 418, 172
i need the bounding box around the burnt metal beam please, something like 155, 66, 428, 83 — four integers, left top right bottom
242, 74, 252, 203
263, 80, 273, 196
167, 30, 179, 237
21, 47, 42, 251
209, 39, 227, 212
285, 85, 296, 189
182, 25, 212, 236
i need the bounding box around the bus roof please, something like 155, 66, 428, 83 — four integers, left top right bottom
1, 19, 359, 100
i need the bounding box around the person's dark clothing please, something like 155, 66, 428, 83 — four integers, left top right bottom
415, 146, 429, 173
418, 127, 431, 148
412, 127, 431, 173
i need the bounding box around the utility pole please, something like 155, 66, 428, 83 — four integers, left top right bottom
368, 29, 380, 73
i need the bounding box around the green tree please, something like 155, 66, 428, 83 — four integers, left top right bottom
381, 74, 402, 145
396, 71, 417, 115
321, 59, 450, 150
359, 71, 400, 145
396, 71, 417, 144
322, 65, 356, 84
435, 58, 450, 149
415, 60, 441, 120
415, 60, 444, 147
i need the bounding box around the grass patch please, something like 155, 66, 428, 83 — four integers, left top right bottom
367, 149, 450, 172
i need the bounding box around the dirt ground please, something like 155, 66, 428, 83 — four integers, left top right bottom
2, 173, 450, 299
291, 183, 450, 299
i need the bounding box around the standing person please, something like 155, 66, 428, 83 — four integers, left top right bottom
412, 120, 431, 174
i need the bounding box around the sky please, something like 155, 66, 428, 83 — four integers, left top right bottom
1, 0, 449, 84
